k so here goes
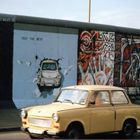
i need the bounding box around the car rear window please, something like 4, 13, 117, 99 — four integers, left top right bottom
111, 91, 128, 104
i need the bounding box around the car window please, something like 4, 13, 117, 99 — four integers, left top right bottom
111, 91, 128, 104
56, 89, 88, 105
90, 91, 110, 106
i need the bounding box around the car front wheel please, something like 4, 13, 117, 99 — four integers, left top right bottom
66, 126, 83, 139
120, 121, 136, 138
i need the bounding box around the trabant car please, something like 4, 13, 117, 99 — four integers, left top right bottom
20, 85, 140, 139
37, 59, 62, 88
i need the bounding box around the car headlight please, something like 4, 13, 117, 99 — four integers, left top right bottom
52, 113, 59, 122
21, 110, 27, 118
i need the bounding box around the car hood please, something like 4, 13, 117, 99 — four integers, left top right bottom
27, 102, 85, 117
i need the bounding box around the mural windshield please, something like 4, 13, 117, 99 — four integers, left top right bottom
42, 63, 57, 71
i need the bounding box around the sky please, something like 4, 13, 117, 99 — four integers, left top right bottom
0, 0, 140, 29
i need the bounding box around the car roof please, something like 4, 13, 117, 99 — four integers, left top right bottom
62, 85, 124, 91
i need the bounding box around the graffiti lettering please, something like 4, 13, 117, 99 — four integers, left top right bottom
21, 36, 43, 41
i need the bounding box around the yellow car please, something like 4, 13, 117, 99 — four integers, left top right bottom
21, 85, 140, 139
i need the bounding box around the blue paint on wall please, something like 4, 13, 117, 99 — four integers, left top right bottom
13, 28, 78, 108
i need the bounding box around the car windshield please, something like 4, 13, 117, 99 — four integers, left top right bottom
56, 89, 88, 105
42, 62, 57, 70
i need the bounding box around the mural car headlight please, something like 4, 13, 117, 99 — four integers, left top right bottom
58, 73, 61, 78
21, 110, 27, 118
52, 113, 59, 122
56, 74, 61, 81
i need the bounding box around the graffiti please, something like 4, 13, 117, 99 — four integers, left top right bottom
124, 87, 140, 104
119, 36, 140, 86
21, 36, 43, 41
78, 30, 115, 85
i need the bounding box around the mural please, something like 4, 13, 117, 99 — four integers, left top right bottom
36, 58, 63, 90
125, 87, 140, 103
13, 26, 78, 108
114, 34, 140, 87
12, 25, 140, 108
78, 30, 115, 85
78, 30, 140, 91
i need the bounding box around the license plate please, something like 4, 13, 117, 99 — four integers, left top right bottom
28, 128, 44, 134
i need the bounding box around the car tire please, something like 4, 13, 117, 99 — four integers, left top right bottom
120, 121, 135, 138
66, 126, 83, 139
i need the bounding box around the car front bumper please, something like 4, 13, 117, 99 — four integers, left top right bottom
39, 78, 61, 87
21, 127, 64, 137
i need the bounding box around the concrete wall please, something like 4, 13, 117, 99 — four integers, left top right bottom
13, 23, 78, 108
0, 14, 140, 108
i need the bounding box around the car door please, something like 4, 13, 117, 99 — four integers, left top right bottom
89, 91, 115, 134
110, 90, 130, 131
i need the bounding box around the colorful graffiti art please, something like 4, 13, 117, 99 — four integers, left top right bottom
115, 35, 140, 87
78, 30, 115, 85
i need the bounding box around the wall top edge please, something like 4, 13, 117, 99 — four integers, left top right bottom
0, 13, 140, 35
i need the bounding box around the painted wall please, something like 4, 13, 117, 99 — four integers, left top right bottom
78, 30, 115, 85
12, 24, 140, 108
13, 24, 78, 108
114, 34, 140, 95
114, 34, 140, 87
78, 29, 140, 96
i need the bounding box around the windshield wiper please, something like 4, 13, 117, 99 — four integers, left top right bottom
63, 99, 73, 104
55, 100, 62, 103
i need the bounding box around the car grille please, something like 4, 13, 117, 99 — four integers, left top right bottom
28, 117, 52, 128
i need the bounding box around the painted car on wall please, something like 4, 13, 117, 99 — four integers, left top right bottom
21, 85, 140, 139
37, 58, 62, 88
